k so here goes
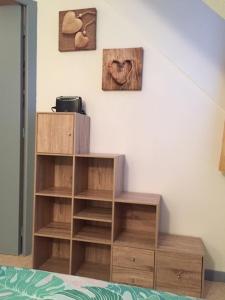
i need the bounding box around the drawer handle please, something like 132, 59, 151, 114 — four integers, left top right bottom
132, 257, 136, 262
177, 271, 183, 280
68, 133, 72, 137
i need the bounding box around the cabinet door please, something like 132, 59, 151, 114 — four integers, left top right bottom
156, 251, 202, 297
37, 114, 74, 154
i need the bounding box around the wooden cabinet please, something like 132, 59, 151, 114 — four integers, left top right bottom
155, 234, 205, 298
33, 113, 90, 274
36, 112, 90, 155
33, 113, 205, 297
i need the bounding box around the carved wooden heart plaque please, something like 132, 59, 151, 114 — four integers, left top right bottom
59, 8, 97, 52
102, 48, 143, 90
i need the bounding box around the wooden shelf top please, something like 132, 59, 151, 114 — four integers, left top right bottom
74, 207, 112, 223
75, 153, 123, 159
36, 187, 72, 198
34, 222, 71, 240
158, 233, 205, 256
114, 230, 155, 250
73, 225, 111, 245
75, 189, 113, 201
115, 192, 161, 206
36, 153, 74, 157
39, 257, 70, 274
76, 261, 110, 281
37, 112, 83, 116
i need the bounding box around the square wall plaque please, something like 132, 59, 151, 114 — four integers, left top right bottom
102, 47, 143, 90
59, 8, 97, 52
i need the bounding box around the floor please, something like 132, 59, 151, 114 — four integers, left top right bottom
0, 255, 224, 299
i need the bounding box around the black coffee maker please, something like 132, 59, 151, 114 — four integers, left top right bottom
51, 96, 85, 114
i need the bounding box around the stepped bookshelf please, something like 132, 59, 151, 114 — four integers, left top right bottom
33, 113, 205, 298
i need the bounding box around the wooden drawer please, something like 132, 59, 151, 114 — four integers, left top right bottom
156, 251, 203, 298
112, 266, 154, 288
113, 246, 154, 272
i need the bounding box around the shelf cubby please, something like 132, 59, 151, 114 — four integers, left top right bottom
36, 155, 73, 197
72, 241, 111, 281
33, 236, 70, 274
74, 155, 114, 201
73, 219, 112, 245
113, 195, 160, 250
74, 199, 112, 223
34, 196, 72, 239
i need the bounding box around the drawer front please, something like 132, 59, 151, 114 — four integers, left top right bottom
113, 246, 154, 272
156, 251, 202, 297
112, 266, 154, 288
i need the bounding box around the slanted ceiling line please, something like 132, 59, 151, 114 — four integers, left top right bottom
159, 48, 225, 114
203, 0, 225, 20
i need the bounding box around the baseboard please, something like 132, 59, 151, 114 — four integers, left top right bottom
205, 269, 225, 282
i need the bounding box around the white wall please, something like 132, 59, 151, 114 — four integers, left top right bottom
36, 0, 225, 272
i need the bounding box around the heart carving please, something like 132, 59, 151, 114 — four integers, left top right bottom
62, 11, 83, 34
74, 32, 89, 49
108, 60, 133, 85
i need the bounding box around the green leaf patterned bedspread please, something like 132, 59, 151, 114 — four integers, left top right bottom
0, 266, 197, 300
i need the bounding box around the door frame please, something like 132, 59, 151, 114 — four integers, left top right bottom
16, 0, 37, 255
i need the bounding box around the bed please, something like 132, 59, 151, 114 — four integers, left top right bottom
0, 266, 199, 299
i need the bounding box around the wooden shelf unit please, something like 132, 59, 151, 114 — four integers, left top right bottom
33, 113, 205, 298
33, 113, 90, 273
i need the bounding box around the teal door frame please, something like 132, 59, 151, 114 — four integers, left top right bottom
15, 0, 37, 255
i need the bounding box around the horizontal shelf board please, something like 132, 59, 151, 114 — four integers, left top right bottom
39, 257, 70, 274
73, 225, 111, 245
36, 187, 72, 198
75, 261, 110, 281
114, 230, 155, 250
36, 153, 74, 157
35, 222, 71, 239
75, 153, 122, 159
37, 112, 77, 115
158, 233, 205, 256
75, 189, 113, 201
74, 207, 112, 223
115, 192, 161, 206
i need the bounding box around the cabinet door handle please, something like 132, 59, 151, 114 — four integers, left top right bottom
132, 257, 136, 262
177, 271, 183, 280
68, 133, 72, 137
